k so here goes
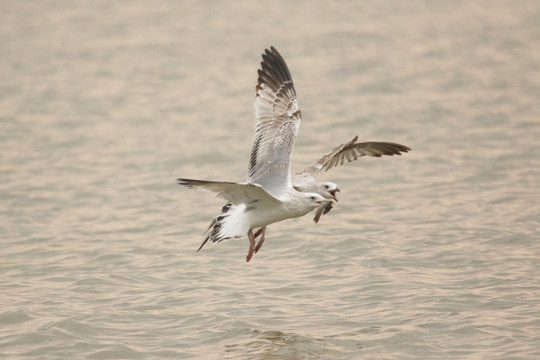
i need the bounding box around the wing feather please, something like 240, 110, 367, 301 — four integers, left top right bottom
300, 136, 411, 176
247, 47, 301, 195
177, 178, 281, 206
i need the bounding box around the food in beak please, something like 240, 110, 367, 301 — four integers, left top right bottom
313, 200, 334, 223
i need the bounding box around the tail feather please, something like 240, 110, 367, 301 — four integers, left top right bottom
197, 217, 217, 252
197, 203, 246, 251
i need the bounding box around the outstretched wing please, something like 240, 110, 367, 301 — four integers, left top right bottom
177, 178, 281, 206
247, 47, 301, 196
300, 136, 411, 176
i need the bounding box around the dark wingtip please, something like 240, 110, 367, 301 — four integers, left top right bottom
395, 144, 411, 154
256, 46, 292, 89
390, 144, 411, 156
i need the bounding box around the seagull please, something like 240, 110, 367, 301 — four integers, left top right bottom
177, 47, 327, 262
293, 136, 411, 203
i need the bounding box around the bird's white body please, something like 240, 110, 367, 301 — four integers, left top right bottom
177, 178, 324, 249
214, 191, 324, 241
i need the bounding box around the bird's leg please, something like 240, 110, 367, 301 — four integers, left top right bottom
254, 226, 267, 254
246, 229, 255, 262
253, 227, 264, 239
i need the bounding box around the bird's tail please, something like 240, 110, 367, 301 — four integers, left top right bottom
197, 203, 248, 251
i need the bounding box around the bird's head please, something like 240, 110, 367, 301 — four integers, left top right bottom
320, 182, 340, 201
302, 193, 326, 208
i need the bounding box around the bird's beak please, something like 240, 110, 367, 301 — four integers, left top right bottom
316, 201, 324, 205
329, 188, 340, 201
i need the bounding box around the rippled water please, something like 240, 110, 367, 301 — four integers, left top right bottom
2, 1, 540, 359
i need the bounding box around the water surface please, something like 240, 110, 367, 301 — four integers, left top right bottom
1, 1, 540, 359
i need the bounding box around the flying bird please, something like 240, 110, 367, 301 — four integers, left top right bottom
178, 46, 410, 261
178, 47, 327, 262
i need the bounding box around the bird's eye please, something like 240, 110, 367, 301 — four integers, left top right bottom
324, 185, 329, 189
310, 196, 316, 200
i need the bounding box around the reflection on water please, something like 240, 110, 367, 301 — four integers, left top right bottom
2, 0, 540, 359
224, 329, 354, 359
223, 328, 424, 359
225, 330, 328, 359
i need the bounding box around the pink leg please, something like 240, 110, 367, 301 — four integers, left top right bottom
246, 229, 255, 262
254, 226, 267, 254
253, 227, 264, 239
